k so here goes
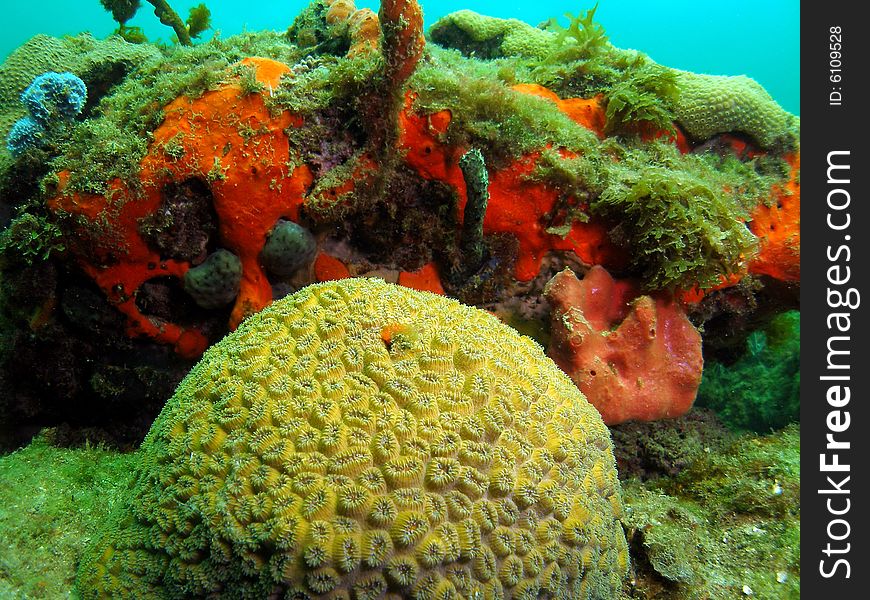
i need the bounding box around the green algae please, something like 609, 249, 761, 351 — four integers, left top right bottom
0, 21, 796, 293
593, 141, 760, 290
99, 0, 212, 47
0, 435, 136, 598
528, 139, 776, 291
621, 423, 800, 599
50, 31, 305, 196
0, 212, 65, 266
611, 408, 733, 481
545, 3, 609, 61
408, 45, 785, 291
697, 310, 800, 432
411, 47, 601, 167
271, 39, 765, 294
601, 57, 678, 136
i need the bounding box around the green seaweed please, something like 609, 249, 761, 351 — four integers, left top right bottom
411, 46, 781, 291
411, 49, 599, 166
44, 31, 304, 196
0, 435, 136, 598
697, 311, 800, 432
545, 3, 610, 61
622, 424, 800, 599
532, 139, 770, 289
116, 24, 148, 44
186, 3, 212, 39
232, 62, 265, 96
603, 56, 678, 135
51, 118, 148, 196
268, 53, 380, 116
99, 0, 139, 25
99, 1, 205, 46
593, 141, 760, 290
0, 213, 65, 265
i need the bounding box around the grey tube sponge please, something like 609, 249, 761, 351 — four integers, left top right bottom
183, 249, 242, 309
458, 148, 489, 276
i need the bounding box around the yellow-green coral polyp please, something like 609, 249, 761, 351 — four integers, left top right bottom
76, 278, 627, 599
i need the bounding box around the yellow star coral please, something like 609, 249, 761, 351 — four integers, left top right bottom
672, 70, 797, 149
76, 278, 628, 599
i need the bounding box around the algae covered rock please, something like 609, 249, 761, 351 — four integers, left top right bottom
77, 278, 628, 599
672, 70, 797, 149
429, 10, 557, 60
621, 424, 800, 598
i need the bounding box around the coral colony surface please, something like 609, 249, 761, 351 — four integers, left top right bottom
0, 0, 799, 598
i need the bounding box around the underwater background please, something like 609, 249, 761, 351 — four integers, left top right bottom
3, 0, 799, 114
0, 0, 800, 598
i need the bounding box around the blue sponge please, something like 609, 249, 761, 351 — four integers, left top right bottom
21, 72, 88, 125
6, 116, 45, 156
6, 71, 88, 156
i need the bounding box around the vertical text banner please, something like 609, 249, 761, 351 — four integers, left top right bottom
803, 2, 870, 596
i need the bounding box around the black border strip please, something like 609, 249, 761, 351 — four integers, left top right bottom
802, 2, 870, 595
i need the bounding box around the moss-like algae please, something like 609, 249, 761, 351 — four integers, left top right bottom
0, 212, 65, 266
0, 15, 798, 293
407, 44, 786, 290
411, 48, 600, 167
621, 423, 800, 599
42, 31, 305, 196
593, 142, 760, 290
0, 435, 136, 598
528, 139, 777, 290
697, 310, 800, 432
601, 57, 678, 136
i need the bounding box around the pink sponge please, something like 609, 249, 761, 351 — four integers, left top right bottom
545, 266, 703, 425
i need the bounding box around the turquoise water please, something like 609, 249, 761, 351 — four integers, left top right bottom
2, 1, 798, 114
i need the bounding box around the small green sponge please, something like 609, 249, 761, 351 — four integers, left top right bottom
183, 249, 242, 309
260, 219, 316, 278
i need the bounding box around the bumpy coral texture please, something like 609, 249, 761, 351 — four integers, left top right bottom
0, 33, 159, 139
6, 71, 87, 155
672, 71, 795, 149
5, 115, 44, 155
21, 71, 87, 124
429, 10, 557, 60
77, 278, 628, 599
545, 266, 703, 425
